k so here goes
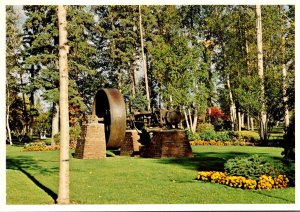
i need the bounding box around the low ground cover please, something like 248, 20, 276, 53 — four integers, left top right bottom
6, 145, 295, 204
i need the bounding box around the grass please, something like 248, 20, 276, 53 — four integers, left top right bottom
6, 145, 295, 204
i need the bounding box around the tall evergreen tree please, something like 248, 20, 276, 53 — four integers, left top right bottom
6, 6, 22, 144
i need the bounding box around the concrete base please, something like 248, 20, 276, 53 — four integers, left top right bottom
74, 123, 106, 159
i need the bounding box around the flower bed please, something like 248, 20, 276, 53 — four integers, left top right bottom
196, 171, 289, 190
21, 141, 76, 152
190, 140, 257, 146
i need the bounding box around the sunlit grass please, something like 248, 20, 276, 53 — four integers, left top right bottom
6, 145, 295, 204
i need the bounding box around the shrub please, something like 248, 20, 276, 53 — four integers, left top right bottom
282, 113, 295, 160
199, 131, 217, 141
239, 131, 260, 142
224, 154, 286, 180
197, 131, 231, 142
226, 131, 260, 142
187, 131, 200, 141
216, 131, 231, 141
197, 123, 215, 134
52, 125, 82, 145
70, 125, 81, 144
53, 133, 60, 144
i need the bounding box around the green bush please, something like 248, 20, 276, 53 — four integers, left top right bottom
227, 131, 260, 142
216, 131, 231, 141
224, 154, 286, 180
52, 125, 82, 145
53, 133, 60, 144
283, 160, 295, 186
282, 114, 295, 160
187, 131, 200, 141
197, 123, 215, 134
70, 125, 82, 143
198, 131, 216, 141
198, 131, 231, 142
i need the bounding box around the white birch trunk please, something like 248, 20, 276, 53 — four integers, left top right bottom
250, 117, 254, 131
191, 109, 198, 133
57, 5, 70, 204
227, 77, 236, 130
280, 7, 291, 128
183, 109, 191, 131
241, 113, 244, 128
247, 114, 250, 130
188, 109, 193, 129
6, 103, 12, 145
237, 111, 242, 131
282, 63, 289, 128
139, 5, 150, 111
256, 5, 268, 142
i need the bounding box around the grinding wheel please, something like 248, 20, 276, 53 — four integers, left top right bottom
92, 88, 126, 149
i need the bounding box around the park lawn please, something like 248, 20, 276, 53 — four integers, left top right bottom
6, 145, 295, 204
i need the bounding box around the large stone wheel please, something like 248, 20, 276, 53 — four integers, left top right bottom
92, 88, 126, 149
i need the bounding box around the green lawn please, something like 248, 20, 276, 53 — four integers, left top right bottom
6, 145, 295, 204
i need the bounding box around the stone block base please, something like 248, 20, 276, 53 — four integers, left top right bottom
140, 130, 193, 158
74, 123, 106, 159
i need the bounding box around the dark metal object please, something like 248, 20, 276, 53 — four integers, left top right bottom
127, 109, 182, 130
91, 88, 183, 150
92, 88, 126, 149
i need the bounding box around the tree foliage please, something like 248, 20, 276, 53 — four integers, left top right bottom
6, 5, 295, 143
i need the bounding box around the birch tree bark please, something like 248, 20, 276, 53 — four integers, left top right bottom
256, 5, 268, 143
282, 63, 289, 128
183, 108, 191, 131
247, 113, 250, 130
139, 5, 150, 111
227, 76, 237, 131
6, 87, 13, 145
191, 109, 198, 133
280, 9, 291, 128
237, 110, 242, 131
57, 5, 70, 204
250, 117, 254, 131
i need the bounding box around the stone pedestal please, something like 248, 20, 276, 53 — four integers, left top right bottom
120, 130, 141, 156
74, 123, 106, 159
140, 130, 193, 158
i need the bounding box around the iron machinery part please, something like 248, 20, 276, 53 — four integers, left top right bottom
92, 88, 126, 149
165, 110, 182, 126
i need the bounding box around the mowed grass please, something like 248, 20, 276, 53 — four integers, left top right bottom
6, 145, 295, 204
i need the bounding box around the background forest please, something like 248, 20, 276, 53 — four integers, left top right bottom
6, 5, 295, 155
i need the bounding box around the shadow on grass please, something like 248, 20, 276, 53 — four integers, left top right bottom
254, 190, 294, 203
158, 151, 283, 171
6, 156, 58, 203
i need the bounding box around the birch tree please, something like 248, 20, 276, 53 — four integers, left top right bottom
256, 5, 268, 143
57, 5, 70, 204
139, 5, 150, 111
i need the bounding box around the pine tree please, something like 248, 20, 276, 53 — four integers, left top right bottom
93, 5, 141, 107
6, 6, 22, 145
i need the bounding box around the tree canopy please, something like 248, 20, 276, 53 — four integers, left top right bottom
6, 5, 295, 143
